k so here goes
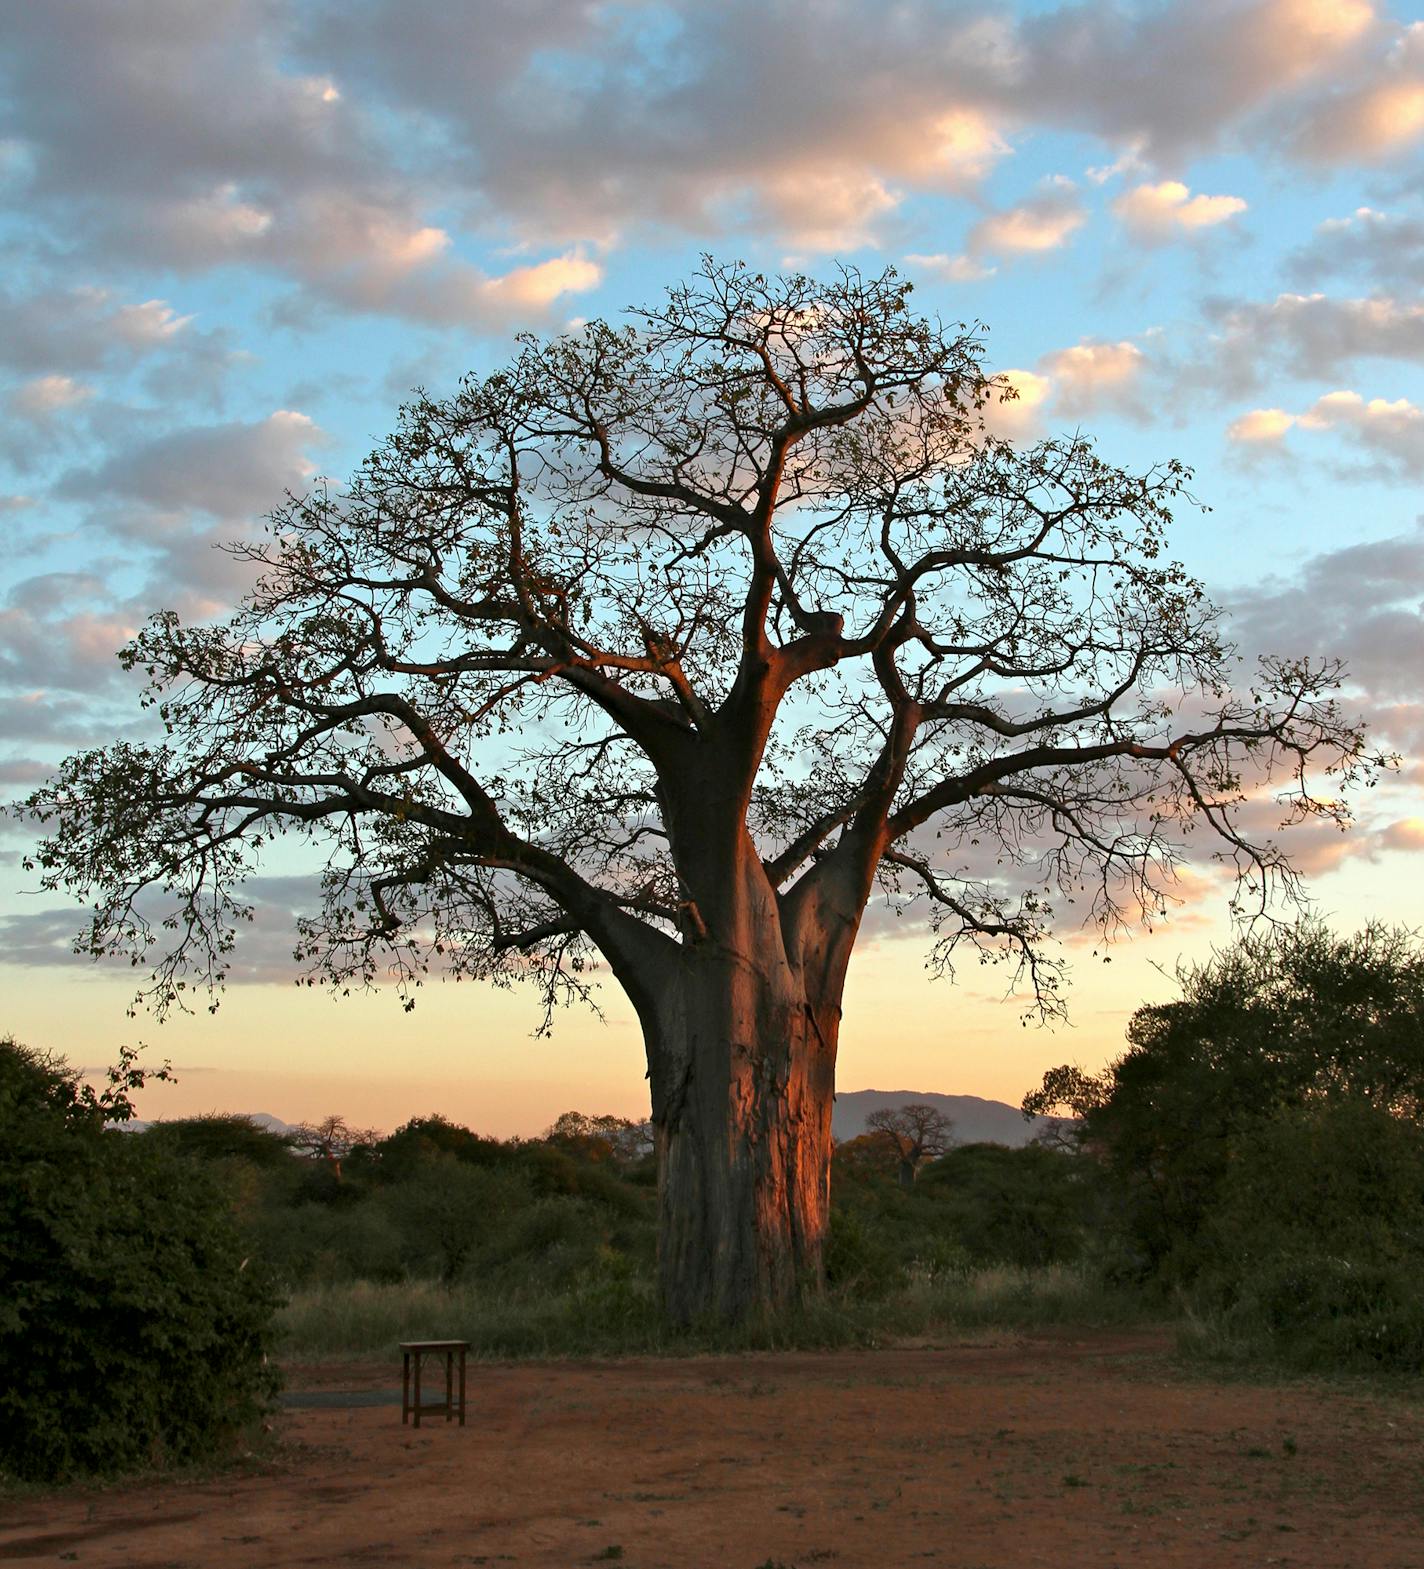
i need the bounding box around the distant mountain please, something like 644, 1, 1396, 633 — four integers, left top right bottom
833, 1089, 1059, 1148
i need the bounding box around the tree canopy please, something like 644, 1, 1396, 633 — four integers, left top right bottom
24, 260, 1368, 1023
19, 258, 1377, 1321
1024, 920, 1424, 1277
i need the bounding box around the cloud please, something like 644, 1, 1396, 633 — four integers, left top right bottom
968, 178, 1087, 256
256, 197, 605, 327
2, 3, 598, 331
1038, 340, 1145, 418
910, 178, 1086, 284
0, 286, 200, 377
1011, 0, 1377, 161
1297, 388, 1424, 475
1288, 21, 1424, 162
6, 375, 93, 420
1379, 817, 1424, 852
982, 369, 1051, 440
1202, 291, 1424, 391
753, 171, 901, 254
1112, 180, 1248, 239
1228, 388, 1424, 477
1288, 207, 1424, 291
58, 409, 327, 521
904, 252, 997, 284
1226, 407, 1297, 442
2, 0, 1415, 305
1224, 521, 1424, 707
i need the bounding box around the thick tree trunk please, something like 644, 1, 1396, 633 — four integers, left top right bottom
649, 949, 841, 1325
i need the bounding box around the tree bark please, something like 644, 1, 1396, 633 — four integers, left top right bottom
649, 947, 842, 1325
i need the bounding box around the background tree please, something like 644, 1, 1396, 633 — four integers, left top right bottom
544, 1110, 655, 1165
288, 1114, 379, 1183
22, 260, 1373, 1324
864, 1102, 956, 1187
1024, 920, 1424, 1280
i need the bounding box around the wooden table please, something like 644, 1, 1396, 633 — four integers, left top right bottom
399, 1339, 469, 1428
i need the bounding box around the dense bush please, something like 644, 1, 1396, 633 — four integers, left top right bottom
1190, 1099, 1424, 1369
1028, 922, 1424, 1284
0, 1037, 280, 1483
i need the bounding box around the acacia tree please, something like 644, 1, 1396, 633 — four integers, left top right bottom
864, 1103, 956, 1187
23, 261, 1372, 1324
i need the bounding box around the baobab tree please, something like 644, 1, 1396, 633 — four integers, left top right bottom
865, 1103, 956, 1187
287, 1114, 378, 1183
22, 260, 1372, 1324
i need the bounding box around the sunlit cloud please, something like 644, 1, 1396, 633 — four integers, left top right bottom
982, 369, 1051, 440
903, 252, 996, 283
1039, 340, 1145, 417
1113, 180, 1248, 239
968, 179, 1087, 256
1227, 407, 1298, 442
1231, 389, 1424, 476
1291, 21, 1424, 161
7, 375, 93, 419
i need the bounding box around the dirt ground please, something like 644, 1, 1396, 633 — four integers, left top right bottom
4, 1329, 1423, 1568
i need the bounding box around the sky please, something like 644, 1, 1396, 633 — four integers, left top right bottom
3, 0, 1424, 1136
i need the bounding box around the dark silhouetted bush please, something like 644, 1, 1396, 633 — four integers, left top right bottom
0, 1037, 280, 1482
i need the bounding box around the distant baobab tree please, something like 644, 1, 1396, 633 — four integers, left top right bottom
21, 259, 1374, 1324
865, 1103, 957, 1187
288, 1114, 378, 1182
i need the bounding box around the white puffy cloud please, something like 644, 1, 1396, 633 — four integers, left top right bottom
0, 0, 1415, 304
1298, 388, 1424, 474
1227, 407, 1297, 442
1038, 340, 1145, 417
1379, 817, 1424, 852
908, 178, 1085, 285
1011, 0, 1377, 160
0, 287, 201, 376
968, 178, 1087, 256
1226, 521, 1424, 707
903, 252, 996, 284
1229, 389, 1424, 475
982, 369, 1051, 440
751, 171, 901, 254
1112, 180, 1248, 239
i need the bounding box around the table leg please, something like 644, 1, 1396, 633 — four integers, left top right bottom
458, 1348, 467, 1427
402, 1351, 410, 1425
445, 1350, 453, 1422
413, 1350, 422, 1429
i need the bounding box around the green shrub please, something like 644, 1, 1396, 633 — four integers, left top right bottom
0, 1037, 280, 1482
379, 1156, 532, 1283
1188, 1099, 1424, 1370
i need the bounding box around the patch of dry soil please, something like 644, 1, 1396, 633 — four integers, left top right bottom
3, 1330, 1422, 1567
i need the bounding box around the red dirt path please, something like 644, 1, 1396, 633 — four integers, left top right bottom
3, 1329, 1422, 1567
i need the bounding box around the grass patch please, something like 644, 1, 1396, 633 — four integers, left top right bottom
276, 1263, 1150, 1362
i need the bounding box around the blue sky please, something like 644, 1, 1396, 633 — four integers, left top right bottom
3, 0, 1424, 1133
